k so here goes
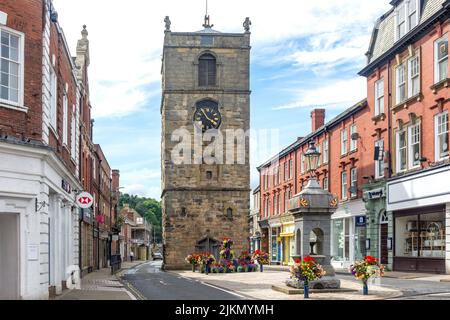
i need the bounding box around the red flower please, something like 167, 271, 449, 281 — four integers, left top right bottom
365, 256, 378, 264
304, 256, 316, 263
295, 259, 301, 264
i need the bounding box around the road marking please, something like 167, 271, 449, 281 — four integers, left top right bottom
200, 281, 249, 299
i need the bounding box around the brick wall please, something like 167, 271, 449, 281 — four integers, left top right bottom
0, 0, 43, 141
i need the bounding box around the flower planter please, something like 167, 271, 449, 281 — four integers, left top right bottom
192, 264, 196, 272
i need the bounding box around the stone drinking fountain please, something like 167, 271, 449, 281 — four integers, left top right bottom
285, 140, 341, 290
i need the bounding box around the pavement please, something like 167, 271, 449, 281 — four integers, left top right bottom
172, 269, 402, 300
53, 260, 146, 300
53, 261, 450, 300
265, 265, 450, 281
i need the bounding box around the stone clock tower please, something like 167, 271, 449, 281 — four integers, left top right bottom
160, 16, 252, 270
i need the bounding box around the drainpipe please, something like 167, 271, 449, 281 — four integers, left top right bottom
387, 60, 392, 179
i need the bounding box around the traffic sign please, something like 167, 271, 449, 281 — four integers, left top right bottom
76, 192, 94, 209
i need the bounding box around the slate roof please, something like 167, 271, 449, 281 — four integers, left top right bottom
363, 0, 447, 73
257, 99, 368, 170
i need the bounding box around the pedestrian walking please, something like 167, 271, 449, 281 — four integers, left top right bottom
130, 251, 134, 262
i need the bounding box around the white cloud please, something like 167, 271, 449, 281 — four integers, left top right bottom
274, 77, 367, 110
53, 0, 388, 119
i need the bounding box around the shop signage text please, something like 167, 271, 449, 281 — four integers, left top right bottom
366, 188, 385, 200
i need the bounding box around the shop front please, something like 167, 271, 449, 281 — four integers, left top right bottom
363, 182, 391, 268
279, 215, 295, 266
387, 165, 450, 274
330, 199, 367, 269
270, 225, 282, 265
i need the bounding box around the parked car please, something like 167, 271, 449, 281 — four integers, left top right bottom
153, 252, 163, 260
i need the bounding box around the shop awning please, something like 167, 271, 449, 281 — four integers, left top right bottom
280, 232, 295, 237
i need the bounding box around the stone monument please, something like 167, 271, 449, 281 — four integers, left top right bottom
286, 141, 341, 289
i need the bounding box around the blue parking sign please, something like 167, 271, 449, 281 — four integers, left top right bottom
355, 216, 366, 227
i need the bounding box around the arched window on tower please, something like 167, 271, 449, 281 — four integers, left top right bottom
198, 53, 216, 87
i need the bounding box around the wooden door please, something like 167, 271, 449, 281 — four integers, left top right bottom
380, 224, 388, 265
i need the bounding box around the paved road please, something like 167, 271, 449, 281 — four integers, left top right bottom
122, 261, 244, 300
337, 274, 450, 300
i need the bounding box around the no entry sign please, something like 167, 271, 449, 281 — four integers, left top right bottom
76, 192, 94, 209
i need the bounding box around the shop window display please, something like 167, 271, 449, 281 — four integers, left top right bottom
395, 212, 445, 258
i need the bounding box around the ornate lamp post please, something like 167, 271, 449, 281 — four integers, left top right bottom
304, 140, 321, 178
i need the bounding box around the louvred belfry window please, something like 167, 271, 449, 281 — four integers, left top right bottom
199, 53, 216, 87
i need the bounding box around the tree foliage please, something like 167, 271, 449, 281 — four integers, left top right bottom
119, 193, 162, 242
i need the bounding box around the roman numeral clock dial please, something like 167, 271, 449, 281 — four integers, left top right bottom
194, 107, 222, 132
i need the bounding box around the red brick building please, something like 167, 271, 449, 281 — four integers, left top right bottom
0, 0, 121, 299
258, 100, 375, 267
359, 0, 450, 273
258, 0, 450, 274
0, 0, 83, 299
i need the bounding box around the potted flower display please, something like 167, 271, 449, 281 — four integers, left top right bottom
252, 250, 269, 272
185, 253, 200, 272
349, 256, 385, 295
290, 256, 326, 299
199, 253, 216, 275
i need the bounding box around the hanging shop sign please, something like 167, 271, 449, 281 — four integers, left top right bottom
366, 188, 385, 200
82, 208, 93, 225
76, 192, 94, 209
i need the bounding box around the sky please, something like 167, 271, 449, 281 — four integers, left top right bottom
52, 0, 390, 200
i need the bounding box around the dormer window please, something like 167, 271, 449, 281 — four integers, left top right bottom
395, 0, 420, 41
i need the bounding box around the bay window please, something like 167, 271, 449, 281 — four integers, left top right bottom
435, 111, 449, 161
408, 123, 421, 168
375, 78, 384, 116
434, 35, 448, 83
396, 129, 407, 172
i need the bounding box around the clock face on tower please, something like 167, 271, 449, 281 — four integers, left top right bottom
193, 105, 222, 132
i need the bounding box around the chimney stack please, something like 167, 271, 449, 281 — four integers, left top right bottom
311, 109, 326, 132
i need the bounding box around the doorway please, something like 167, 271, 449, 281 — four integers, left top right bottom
379, 211, 389, 265
0, 213, 20, 300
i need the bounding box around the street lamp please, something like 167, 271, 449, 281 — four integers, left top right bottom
304, 140, 321, 178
